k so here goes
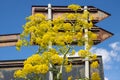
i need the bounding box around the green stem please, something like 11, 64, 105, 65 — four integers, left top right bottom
57, 47, 70, 80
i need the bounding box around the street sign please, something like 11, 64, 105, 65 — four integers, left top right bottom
91, 26, 113, 45
31, 6, 113, 45
0, 33, 20, 47
32, 6, 110, 23
0, 56, 104, 80
0, 6, 113, 47
0, 26, 113, 47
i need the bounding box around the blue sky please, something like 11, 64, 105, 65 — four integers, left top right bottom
0, 0, 120, 80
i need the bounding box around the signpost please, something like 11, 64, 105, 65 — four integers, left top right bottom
32, 5, 110, 23
31, 5, 113, 79
31, 5, 113, 45
0, 33, 20, 47
0, 5, 113, 47
0, 26, 113, 47
0, 4, 113, 80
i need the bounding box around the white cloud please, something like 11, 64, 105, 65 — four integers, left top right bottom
109, 42, 120, 62
90, 41, 120, 70
109, 42, 120, 51
90, 47, 111, 64
68, 41, 120, 70
105, 77, 109, 80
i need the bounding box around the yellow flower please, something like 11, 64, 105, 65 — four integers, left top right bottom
33, 65, 40, 74
68, 76, 72, 80
35, 64, 49, 74
82, 10, 89, 19
16, 40, 22, 51
40, 41, 47, 48
85, 43, 92, 50
65, 63, 72, 73
75, 25, 81, 31
83, 21, 89, 28
88, 31, 97, 40
14, 69, 26, 78
42, 34, 51, 43
39, 23, 49, 31
24, 20, 34, 28
34, 13, 46, 20
31, 54, 43, 64
24, 27, 29, 35
63, 57, 69, 65
78, 50, 89, 58
71, 50, 75, 55
76, 32, 82, 40
91, 72, 101, 80
29, 13, 46, 22
68, 4, 81, 11
91, 61, 99, 68
24, 54, 43, 65
63, 23, 72, 31
66, 13, 75, 20
88, 21, 93, 28
53, 16, 64, 24
91, 33, 97, 40
55, 36, 65, 46
89, 16, 94, 21
29, 26, 37, 32
53, 25, 59, 32
42, 52, 54, 61
36, 37, 42, 45
91, 54, 97, 60
23, 64, 34, 74
51, 54, 63, 65
16, 40, 22, 47
65, 35, 73, 44
49, 48, 58, 54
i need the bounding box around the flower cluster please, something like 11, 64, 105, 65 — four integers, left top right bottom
68, 76, 72, 80
65, 63, 72, 73
91, 61, 99, 68
78, 50, 90, 58
51, 54, 63, 65
91, 72, 101, 80
68, 4, 81, 11
16, 3, 97, 50
90, 54, 100, 80
14, 70, 26, 78
16, 40, 22, 50
14, 4, 100, 80
14, 54, 49, 79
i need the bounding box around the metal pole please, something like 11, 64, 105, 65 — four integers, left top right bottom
48, 4, 52, 20
84, 6, 90, 79
48, 4, 53, 80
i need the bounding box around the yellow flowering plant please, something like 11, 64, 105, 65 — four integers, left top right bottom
14, 4, 100, 80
